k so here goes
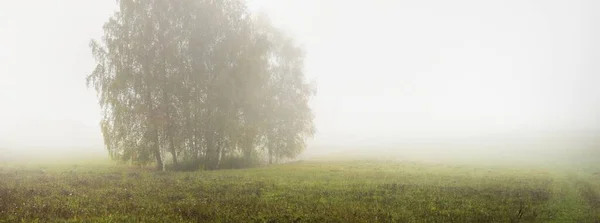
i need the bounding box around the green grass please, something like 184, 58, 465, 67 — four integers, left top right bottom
1, 160, 599, 222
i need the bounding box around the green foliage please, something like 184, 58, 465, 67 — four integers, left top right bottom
2, 161, 599, 222
87, 0, 315, 170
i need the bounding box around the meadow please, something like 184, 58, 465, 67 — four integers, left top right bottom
1, 159, 599, 222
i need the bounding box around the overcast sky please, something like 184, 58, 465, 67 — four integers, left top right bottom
1, 0, 599, 152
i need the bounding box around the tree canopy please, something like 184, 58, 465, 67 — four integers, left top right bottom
87, 0, 315, 170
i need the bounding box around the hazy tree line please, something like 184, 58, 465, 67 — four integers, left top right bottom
87, 0, 315, 170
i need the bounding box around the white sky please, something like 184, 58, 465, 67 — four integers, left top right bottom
1, 0, 599, 152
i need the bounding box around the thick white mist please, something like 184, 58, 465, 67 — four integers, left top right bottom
1, 0, 599, 160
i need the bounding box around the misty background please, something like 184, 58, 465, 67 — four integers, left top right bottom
1, 0, 599, 162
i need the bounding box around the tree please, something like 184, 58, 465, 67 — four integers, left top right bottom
254, 14, 316, 164
87, 0, 314, 170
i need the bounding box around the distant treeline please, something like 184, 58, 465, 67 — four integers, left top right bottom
87, 0, 314, 170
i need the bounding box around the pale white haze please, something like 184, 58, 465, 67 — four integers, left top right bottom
1, 0, 599, 161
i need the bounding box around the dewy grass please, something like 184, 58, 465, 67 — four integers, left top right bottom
0, 160, 598, 222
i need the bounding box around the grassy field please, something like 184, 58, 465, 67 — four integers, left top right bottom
1, 159, 599, 222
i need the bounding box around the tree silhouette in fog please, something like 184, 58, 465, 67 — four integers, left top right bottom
87, 0, 314, 170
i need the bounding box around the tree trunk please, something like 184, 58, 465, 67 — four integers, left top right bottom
162, 80, 177, 169
243, 144, 252, 165
216, 140, 222, 169
243, 135, 253, 164
154, 150, 163, 171
152, 128, 163, 171
205, 130, 216, 170
143, 55, 162, 171
268, 147, 273, 165
170, 136, 178, 168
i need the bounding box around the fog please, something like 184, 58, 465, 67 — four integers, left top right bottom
1, 0, 599, 163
